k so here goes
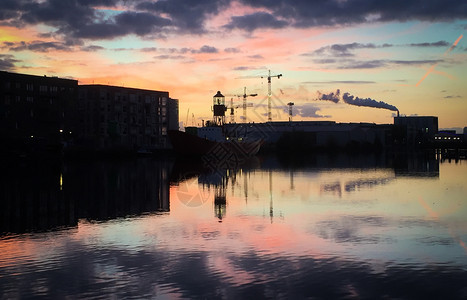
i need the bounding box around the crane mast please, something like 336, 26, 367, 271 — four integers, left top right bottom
261, 70, 282, 122
241, 87, 257, 123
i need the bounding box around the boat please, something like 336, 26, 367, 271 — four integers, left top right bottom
168, 127, 262, 157
168, 91, 262, 158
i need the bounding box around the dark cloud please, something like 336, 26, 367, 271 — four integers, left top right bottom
248, 54, 264, 60
140, 47, 158, 52
1, 41, 15, 48
409, 41, 450, 47
136, 0, 229, 34
70, 12, 171, 40
312, 56, 442, 69
237, 0, 467, 30
7, 40, 72, 52
194, 45, 218, 53
233, 66, 250, 71
308, 43, 390, 58
338, 60, 387, 69
81, 45, 105, 52
2, 0, 171, 41
338, 58, 441, 69
0, 54, 20, 71
298, 104, 331, 118
224, 12, 289, 31
113, 11, 172, 36
391, 59, 442, 65
154, 54, 186, 60
304, 81, 375, 84
1, 0, 465, 42
444, 95, 462, 99
224, 47, 241, 53
312, 58, 337, 64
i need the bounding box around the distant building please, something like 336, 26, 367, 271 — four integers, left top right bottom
394, 116, 438, 146
77, 85, 178, 151
434, 130, 464, 147
0, 71, 78, 155
224, 121, 392, 151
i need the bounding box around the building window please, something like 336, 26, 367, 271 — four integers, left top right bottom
27, 96, 34, 103
4, 82, 11, 89
16, 96, 21, 102
40, 85, 48, 92
4, 95, 11, 105
26, 83, 33, 91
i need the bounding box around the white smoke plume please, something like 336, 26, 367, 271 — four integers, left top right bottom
342, 92, 398, 112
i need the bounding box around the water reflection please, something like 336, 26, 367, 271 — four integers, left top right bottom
0, 152, 466, 299
0, 158, 171, 235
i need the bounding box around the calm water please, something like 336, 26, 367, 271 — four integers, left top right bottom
1, 152, 466, 299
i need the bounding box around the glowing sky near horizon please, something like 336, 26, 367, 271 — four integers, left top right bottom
0, 0, 466, 129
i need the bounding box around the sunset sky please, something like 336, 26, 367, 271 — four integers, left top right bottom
1, 0, 466, 129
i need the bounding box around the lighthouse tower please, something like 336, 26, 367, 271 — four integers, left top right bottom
212, 91, 227, 126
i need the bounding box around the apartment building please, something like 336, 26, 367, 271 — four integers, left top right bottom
0, 71, 78, 154
78, 85, 178, 151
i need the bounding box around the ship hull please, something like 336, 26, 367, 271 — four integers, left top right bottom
168, 130, 262, 157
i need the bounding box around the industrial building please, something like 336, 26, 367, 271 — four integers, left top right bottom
0, 71, 78, 155
224, 121, 393, 152
394, 116, 438, 146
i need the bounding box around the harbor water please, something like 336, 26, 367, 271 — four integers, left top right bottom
1, 152, 466, 299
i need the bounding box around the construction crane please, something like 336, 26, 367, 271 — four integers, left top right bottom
227, 98, 254, 123
287, 102, 294, 122
239, 87, 257, 123
261, 70, 282, 121
241, 70, 282, 122
226, 87, 257, 123
185, 108, 190, 127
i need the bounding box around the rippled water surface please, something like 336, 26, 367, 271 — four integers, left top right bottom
1, 153, 467, 299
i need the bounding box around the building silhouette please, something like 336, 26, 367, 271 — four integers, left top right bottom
0, 71, 179, 155
0, 71, 78, 155
394, 116, 438, 146
78, 85, 178, 152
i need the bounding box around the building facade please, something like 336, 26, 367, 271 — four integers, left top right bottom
394, 116, 438, 146
0, 71, 78, 155
78, 85, 178, 151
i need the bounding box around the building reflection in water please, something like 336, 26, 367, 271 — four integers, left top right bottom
172, 150, 443, 222
0, 157, 172, 235
0, 159, 74, 234
0, 150, 444, 234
